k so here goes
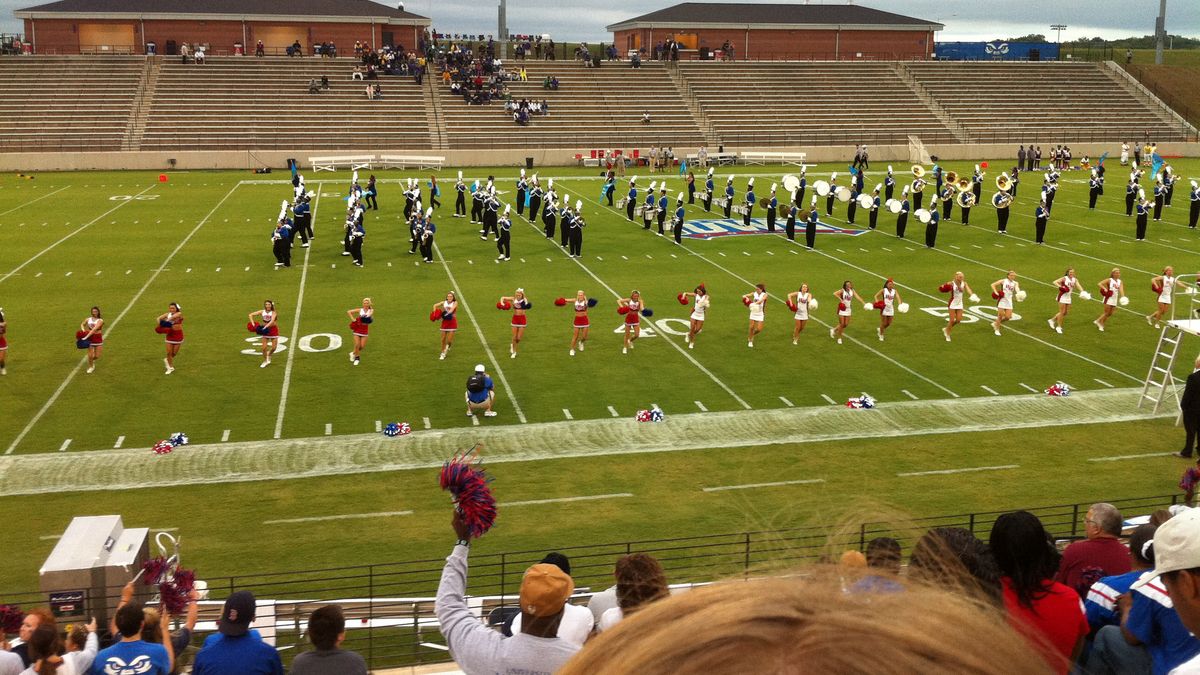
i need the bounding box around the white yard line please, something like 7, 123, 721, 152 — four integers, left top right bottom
113, 435, 125, 449
820, 394, 838, 405
1019, 383, 1039, 393
499, 493, 634, 507
324, 423, 332, 436
0, 185, 69, 218
433, 242, 528, 424
422, 417, 431, 429
58, 439, 71, 452
274, 185, 323, 440
4, 183, 238, 455
264, 510, 413, 525
897, 464, 1019, 477
607, 405, 620, 417
1094, 379, 1116, 388
221, 429, 231, 442
695, 400, 708, 412
778, 396, 794, 407
562, 408, 574, 420
1087, 451, 1180, 462
1, 185, 155, 284
702, 478, 825, 492
981, 385, 1000, 396
901, 389, 919, 400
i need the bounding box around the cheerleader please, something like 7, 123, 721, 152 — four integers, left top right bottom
990, 271, 1022, 336
347, 297, 373, 365
681, 284, 709, 349
0, 307, 8, 375
874, 279, 901, 341
1148, 266, 1184, 327
1048, 268, 1087, 334
157, 302, 184, 374
1095, 268, 1126, 332
618, 290, 644, 354
248, 300, 279, 368
500, 288, 530, 358
830, 281, 865, 345
742, 284, 767, 348
786, 283, 814, 345
569, 290, 590, 356
939, 272, 977, 342
79, 306, 105, 373
435, 292, 458, 360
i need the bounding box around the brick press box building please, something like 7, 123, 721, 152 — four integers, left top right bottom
607, 2, 941, 61
14, 0, 430, 55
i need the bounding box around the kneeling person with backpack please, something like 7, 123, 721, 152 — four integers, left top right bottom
466, 364, 497, 417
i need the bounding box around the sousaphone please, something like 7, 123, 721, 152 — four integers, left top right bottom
911, 165, 926, 178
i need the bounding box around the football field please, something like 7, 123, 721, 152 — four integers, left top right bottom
0, 158, 1196, 587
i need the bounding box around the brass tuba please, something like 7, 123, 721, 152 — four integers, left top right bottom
944, 170, 959, 185
956, 178, 972, 192
996, 173, 1011, 191
911, 165, 926, 178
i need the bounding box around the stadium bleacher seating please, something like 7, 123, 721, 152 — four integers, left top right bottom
0, 56, 143, 151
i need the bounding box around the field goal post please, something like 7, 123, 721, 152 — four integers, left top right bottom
907, 135, 932, 166
1139, 274, 1200, 416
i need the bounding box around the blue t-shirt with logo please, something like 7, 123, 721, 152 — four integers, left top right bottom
1126, 576, 1200, 675
89, 640, 170, 675
193, 632, 283, 675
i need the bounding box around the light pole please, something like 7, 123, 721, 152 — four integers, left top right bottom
1154, 0, 1167, 65
1050, 24, 1066, 60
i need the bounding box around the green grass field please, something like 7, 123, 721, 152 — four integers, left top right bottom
1, 157, 1197, 589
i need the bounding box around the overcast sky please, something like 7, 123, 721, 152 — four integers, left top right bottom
0, 0, 1197, 42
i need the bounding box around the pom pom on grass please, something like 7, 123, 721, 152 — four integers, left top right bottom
152, 440, 174, 455
169, 433, 189, 447
383, 422, 411, 437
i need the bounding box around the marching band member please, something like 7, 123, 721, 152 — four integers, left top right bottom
825, 173, 837, 216
496, 205, 513, 261
1148, 266, 1184, 328
846, 180, 859, 226
994, 189, 1012, 234
658, 186, 671, 236
1165, 166, 1177, 207
559, 193, 573, 248
874, 279, 901, 341
766, 184, 779, 232
1043, 168, 1058, 211
543, 185, 559, 239
787, 283, 813, 344
703, 168, 715, 212
248, 300, 278, 368
742, 283, 767, 348
1009, 166, 1020, 198
830, 281, 865, 345
470, 180, 484, 225
796, 167, 808, 206
643, 181, 658, 231
434, 292, 457, 359
1190, 180, 1200, 229
428, 175, 441, 210
1088, 169, 1102, 209
347, 298, 373, 365
626, 177, 638, 221
939, 271, 976, 342
605, 171, 616, 206
785, 191, 798, 240
0, 307, 5, 375
939, 182, 955, 222
1125, 173, 1139, 216
529, 174, 544, 222
1034, 193, 1049, 244
500, 288, 531, 358
404, 178, 417, 220
619, 290, 645, 354
155, 302, 184, 374
569, 290, 591, 356
868, 185, 881, 230
723, 176, 735, 219
805, 197, 819, 249
911, 175, 925, 212
365, 175, 378, 210
971, 164, 984, 204
1121, 142, 1130, 165
482, 188, 500, 240
348, 211, 365, 267
959, 190, 974, 226
896, 186, 910, 239
1153, 177, 1166, 221
420, 207, 437, 263
924, 206, 941, 249
672, 193, 686, 245
515, 169, 528, 217
1136, 188, 1150, 241
933, 165, 943, 195
885, 166, 895, 201
990, 271, 1021, 336
408, 206, 423, 255
272, 216, 293, 268
291, 194, 312, 248
682, 284, 708, 349
568, 200, 585, 258
1095, 268, 1125, 332
743, 178, 756, 227
1048, 267, 1087, 334
454, 171, 467, 217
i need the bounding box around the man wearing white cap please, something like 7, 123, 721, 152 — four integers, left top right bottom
516, 169, 528, 218
1189, 180, 1199, 230
454, 171, 467, 218
464, 364, 497, 417
1128, 509, 1200, 674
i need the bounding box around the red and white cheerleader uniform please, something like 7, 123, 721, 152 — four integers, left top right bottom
838, 294, 852, 317
353, 308, 372, 337
440, 301, 458, 332
691, 295, 710, 322
948, 281, 965, 310
1158, 274, 1175, 305
573, 299, 590, 328
882, 287, 897, 317
793, 293, 811, 321
1058, 276, 1076, 305
165, 312, 184, 345
748, 292, 766, 323
260, 309, 279, 337
998, 279, 1017, 311
1105, 278, 1122, 307
511, 299, 529, 328
626, 299, 642, 325
85, 316, 104, 345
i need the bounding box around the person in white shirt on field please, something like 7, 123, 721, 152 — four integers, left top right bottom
742, 283, 767, 348
680, 284, 709, 349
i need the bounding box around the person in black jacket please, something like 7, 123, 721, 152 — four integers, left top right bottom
1180, 357, 1200, 458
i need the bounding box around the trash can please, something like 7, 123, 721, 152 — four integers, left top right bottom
145, 41, 157, 55
233, 42, 244, 56
525, 157, 534, 170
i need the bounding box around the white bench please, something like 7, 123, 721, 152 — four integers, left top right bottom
740, 151, 807, 167
309, 156, 374, 172
378, 155, 445, 170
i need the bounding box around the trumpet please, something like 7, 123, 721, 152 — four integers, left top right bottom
911, 165, 926, 178
991, 191, 1013, 209
944, 170, 959, 185
996, 174, 1011, 191
956, 178, 972, 192
956, 191, 976, 208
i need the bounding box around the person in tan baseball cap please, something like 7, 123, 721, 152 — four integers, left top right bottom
520, 563, 575, 619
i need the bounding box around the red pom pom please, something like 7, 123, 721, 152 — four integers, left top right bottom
677, 293, 689, 305
555, 297, 567, 306
429, 310, 441, 322
76, 330, 88, 340
991, 291, 1002, 300
439, 447, 497, 538
938, 283, 953, 293
349, 320, 361, 331
838, 302, 847, 312
787, 301, 798, 312
981, 162, 989, 169
1152, 283, 1163, 293
742, 297, 752, 306
873, 300, 885, 310
617, 305, 630, 315
1101, 289, 1113, 299
246, 322, 258, 333
496, 301, 511, 310
155, 325, 170, 334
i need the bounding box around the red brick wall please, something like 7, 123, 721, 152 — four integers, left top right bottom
613, 27, 934, 60
25, 17, 423, 55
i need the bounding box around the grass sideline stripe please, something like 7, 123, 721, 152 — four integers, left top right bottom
499, 493, 633, 507
1087, 451, 1180, 462
702, 478, 825, 492
897, 464, 1019, 477
263, 510, 413, 525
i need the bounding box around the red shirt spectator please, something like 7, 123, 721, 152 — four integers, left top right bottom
1001, 577, 1090, 674
1056, 503, 1131, 596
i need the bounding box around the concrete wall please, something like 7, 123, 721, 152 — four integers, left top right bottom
612, 27, 934, 60
2, 143, 1195, 172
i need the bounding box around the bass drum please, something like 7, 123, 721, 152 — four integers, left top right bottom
914, 209, 932, 224
856, 193, 875, 209
885, 199, 903, 214
835, 186, 852, 203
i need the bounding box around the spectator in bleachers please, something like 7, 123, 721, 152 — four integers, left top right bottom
1121, 511, 1200, 675
507, 553, 595, 646
12, 607, 54, 667
23, 625, 65, 675
856, 536, 903, 592
255, 40, 264, 57
631, 52, 641, 68
909, 527, 1003, 605
1137, 509, 1200, 673
192, 591, 282, 675
62, 620, 99, 674
0, 642, 22, 674
179, 42, 190, 64
1055, 503, 1130, 597
290, 605, 367, 675
351, 66, 365, 81
93, 603, 174, 675
289, 40, 302, 57
1082, 523, 1155, 675
597, 553, 669, 632
194, 45, 205, 64
140, 604, 199, 673
990, 511, 1089, 673
436, 510, 581, 673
